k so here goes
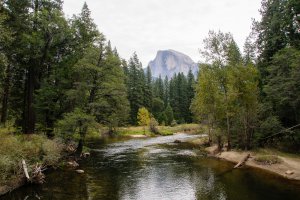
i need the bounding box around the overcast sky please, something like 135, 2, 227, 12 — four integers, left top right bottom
63, 0, 262, 67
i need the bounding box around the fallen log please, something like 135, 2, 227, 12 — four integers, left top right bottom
31, 164, 46, 184
22, 159, 30, 181
234, 153, 250, 168
21, 160, 46, 184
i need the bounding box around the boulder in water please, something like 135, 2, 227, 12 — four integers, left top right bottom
174, 140, 182, 143
76, 169, 84, 174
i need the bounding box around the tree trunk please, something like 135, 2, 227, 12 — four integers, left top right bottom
217, 135, 222, 152
75, 138, 83, 156
244, 116, 248, 150
208, 118, 213, 145
226, 114, 231, 150
23, 65, 36, 134
1, 65, 11, 125
76, 125, 87, 156
45, 111, 54, 138
224, 91, 231, 150
23, 1, 39, 134
88, 75, 97, 104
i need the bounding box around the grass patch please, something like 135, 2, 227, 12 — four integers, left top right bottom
117, 124, 203, 136
254, 155, 282, 165
117, 126, 153, 136
0, 129, 64, 185
185, 136, 209, 146
84, 123, 204, 139
253, 148, 300, 159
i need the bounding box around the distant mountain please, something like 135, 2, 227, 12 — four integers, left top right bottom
148, 50, 198, 79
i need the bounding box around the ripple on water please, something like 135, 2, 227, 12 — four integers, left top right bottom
2, 133, 300, 200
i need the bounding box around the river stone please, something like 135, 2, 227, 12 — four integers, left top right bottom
76, 170, 84, 174
67, 161, 79, 168
285, 170, 294, 175
81, 152, 91, 158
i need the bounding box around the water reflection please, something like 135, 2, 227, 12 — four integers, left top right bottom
1, 133, 300, 200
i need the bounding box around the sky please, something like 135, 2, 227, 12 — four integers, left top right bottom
63, 0, 262, 67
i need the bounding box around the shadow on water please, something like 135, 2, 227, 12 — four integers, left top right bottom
1, 133, 300, 200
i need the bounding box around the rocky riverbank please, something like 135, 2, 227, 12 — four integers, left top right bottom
205, 145, 300, 181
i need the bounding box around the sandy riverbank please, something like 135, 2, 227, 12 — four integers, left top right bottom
205, 145, 300, 181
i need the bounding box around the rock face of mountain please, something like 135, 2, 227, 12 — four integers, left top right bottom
148, 50, 198, 78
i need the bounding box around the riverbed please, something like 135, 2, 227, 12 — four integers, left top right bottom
2, 133, 300, 200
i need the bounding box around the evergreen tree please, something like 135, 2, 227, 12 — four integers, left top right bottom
152, 97, 164, 123
35, 2, 100, 135
127, 52, 144, 124
263, 47, 300, 127
165, 104, 174, 126
144, 66, 153, 111
254, 0, 300, 79
186, 69, 195, 123
163, 76, 169, 107
0, 7, 13, 125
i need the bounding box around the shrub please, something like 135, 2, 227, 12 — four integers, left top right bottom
254, 155, 282, 165
149, 117, 159, 134
0, 129, 65, 184
170, 120, 177, 127
42, 138, 64, 166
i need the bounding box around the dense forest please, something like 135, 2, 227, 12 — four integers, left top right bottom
0, 0, 299, 152
191, 0, 300, 152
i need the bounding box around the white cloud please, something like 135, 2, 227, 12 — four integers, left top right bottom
63, 0, 261, 66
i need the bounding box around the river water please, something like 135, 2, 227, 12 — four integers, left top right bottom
2, 133, 300, 200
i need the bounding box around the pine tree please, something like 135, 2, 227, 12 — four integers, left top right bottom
127, 52, 144, 124
163, 76, 169, 107
144, 66, 153, 111
186, 69, 195, 123
0, 7, 13, 125
34, 2, 100, 135
165, 104, 174, 126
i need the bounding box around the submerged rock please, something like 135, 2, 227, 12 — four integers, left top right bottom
67, 161, 79, 168
81, 152, 90, 158
76, 169, 84, 174
174, 140, 182, 143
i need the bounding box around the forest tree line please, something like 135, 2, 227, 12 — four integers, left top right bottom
0, 0, 299, 152
0, 0, 194, 138
192, 0, 300, 152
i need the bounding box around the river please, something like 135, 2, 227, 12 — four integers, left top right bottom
2, 133, 300, 200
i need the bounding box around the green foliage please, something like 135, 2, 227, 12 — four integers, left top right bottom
164, 104, 174, 126
252, 0, 300, 152
0, 130, 64, 184
258, 115, 283, 139
255, 0, 300, 69
158, 112, 167, 125
127, 53, 145, 124
192, 31, 259, 150
149, 117, 159, 134
56, 108, 95, 140
171, 120, 177, 127
152, 97, 164, 120
263, 47, 300, 126
254, 155, 282, 165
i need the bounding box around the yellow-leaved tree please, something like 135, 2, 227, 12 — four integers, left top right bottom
137, 107, 151, 134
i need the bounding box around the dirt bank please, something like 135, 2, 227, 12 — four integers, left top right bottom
205, 145, 300, 181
